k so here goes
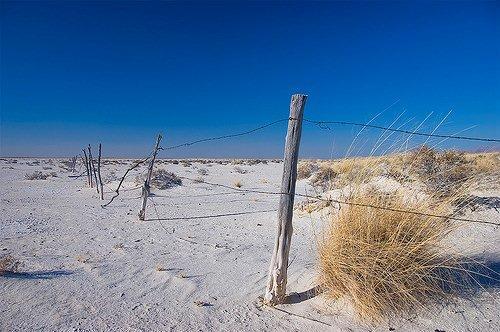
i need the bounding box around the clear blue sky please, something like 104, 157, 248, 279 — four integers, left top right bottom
1, 1, 498, 158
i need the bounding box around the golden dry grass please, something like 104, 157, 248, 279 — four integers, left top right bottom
317, 189, 472, 321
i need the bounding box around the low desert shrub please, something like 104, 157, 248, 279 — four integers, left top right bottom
0, 255, 20, 275
233, 166, 248, 174
103, 171, 118, 184
136, 169, 182, 189
410, 147, 472, 198
234, 180, 242, 188
467, 152, 500, 174
198, 168, 209, 176
24, 171, 57, 180
317, 189, 473, 321
297, 160, 318, 180
310, 164, 338, 190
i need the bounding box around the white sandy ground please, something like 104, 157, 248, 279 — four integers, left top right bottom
1, 158, 499, 331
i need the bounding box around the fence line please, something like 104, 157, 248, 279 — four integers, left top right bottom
70, 94, 500, 309
172, 175, 500, 227
159, 116, 499, 152
97, 164, 500, 227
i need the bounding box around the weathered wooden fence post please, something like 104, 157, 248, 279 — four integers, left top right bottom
82, 149, 91, 187
97, 143, 104, 200
264, 94, 307, 305
88, 145, 99, 195
138, 134, 163, 221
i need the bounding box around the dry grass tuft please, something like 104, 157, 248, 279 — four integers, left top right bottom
156, 265, 166, 272
234, 180, 243, 188
0, 255, 20, 275
317, 189, 474, 322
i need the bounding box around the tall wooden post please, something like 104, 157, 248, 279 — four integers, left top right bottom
264, 94, 306, 305
138, 134, 163, 221
97, 143, 104, 200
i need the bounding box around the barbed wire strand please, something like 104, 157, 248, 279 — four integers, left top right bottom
158, 117, 499, 153
102, 153, 153, 207
175, 175, 500, 227
303, 119, 500, 143
163, 118, 290, 150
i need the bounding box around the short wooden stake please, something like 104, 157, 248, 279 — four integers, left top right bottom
138, 134, 163, 221
264, 94, 306, 305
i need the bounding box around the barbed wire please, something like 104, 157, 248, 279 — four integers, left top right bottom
143, 208, 277, 222
101, 153, 153, 207
158, 116, 499, 152
163, 118, 290, 150
303, 119, 500, 143
174, 175, 500, 227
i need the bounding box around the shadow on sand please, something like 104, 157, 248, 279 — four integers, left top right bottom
284, 256, 500, 305
1, 270, 73, 280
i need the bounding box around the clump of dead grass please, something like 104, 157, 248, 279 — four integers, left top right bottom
0, 255, 21, 275
317, 188, 474, 322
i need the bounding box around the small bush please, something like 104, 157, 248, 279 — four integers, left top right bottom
233, 166, 248, 174
136, 169, 182, 189
198, 168, 209, 176
310, 164, 338, 190
0, 255, 20, 275
297, 161, 318, 180
410, 147, 471, 198
24, 171, 56, 180
234, 180, 242, 188
103, 171, 118, 184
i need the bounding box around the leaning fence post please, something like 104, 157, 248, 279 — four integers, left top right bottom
97, 143, 104, 200
138, 134, 163, 221
82, 149, 91, 187
264, 94, 306, 305
88, 145, 99, 194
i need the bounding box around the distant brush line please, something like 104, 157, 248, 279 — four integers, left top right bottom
303, 119, 500, 143
174, 175, 500, 227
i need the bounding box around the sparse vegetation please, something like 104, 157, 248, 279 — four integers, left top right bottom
305, 148, 498, 200
135, 169, 182, 189
24, 171, 57, 180
297, 160, 319, 180
233, 166, 248, 174
197, 168, 209, 176
0, 255, 20, 275
234, 180, 242, 188
317, 188, 472, 322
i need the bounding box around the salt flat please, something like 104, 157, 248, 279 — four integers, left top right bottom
1, 158, 499, 331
